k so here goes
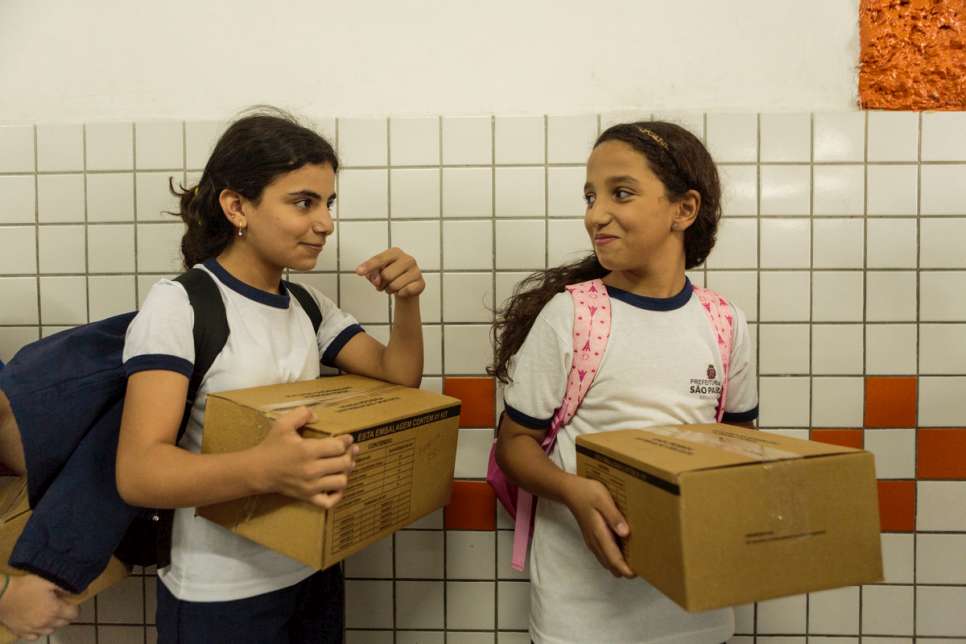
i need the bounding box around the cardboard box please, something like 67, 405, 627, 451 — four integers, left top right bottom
575, 424, 883, 612
0, 477, 129, 644
198, 375, 461, 570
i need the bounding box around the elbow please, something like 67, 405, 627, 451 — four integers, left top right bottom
115, 457, 148, 507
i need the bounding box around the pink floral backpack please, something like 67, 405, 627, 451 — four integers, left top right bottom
486, 279, 736, 571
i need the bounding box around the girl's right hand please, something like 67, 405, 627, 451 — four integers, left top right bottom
0, 574, 79, 640
252, 406, 358, 509
562, 476, 635, 578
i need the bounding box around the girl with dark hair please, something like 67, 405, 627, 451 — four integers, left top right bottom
492, 122, 759, 644
114, 108, 425, 642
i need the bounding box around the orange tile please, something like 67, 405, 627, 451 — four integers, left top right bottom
865, 377, 917, 428
445, 480, 495, 531
443, 377, 496, 428
810, 429, 864, 450
877, 480, 915, 532
918, 429, 966, 480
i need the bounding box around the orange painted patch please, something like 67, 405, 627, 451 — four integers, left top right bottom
877, 480, 916, 532
445, 480, 495, 531
810, 429, 864, 450
918, 429, 966, 479
443, 377, 496, 428
865, 377, 917, 428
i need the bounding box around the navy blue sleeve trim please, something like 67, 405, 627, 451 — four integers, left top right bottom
124, 354, 194, 379
504, 403, 553, 430
321, 324, 365, 367
723, 405, 759, 423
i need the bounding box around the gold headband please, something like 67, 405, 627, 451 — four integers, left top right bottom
636, 126, 669, 152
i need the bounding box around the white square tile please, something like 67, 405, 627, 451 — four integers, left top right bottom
705, 271, 757, 322
339, 273, 389, 324
494, 271, 530, 312
547, 115, 597, 164
759, 113, 810, 162
443, 168, 492, 218
867, 271, 917, 322
920, 324, 966, 374
760, 165, 810, 216
813, 165, 864, 216
762, 428, 809, 441
600, 110, 651, 131
443, 325, 492, 375
921, 271, 966, 321
0, 124, 35, 172
339, 221, 389, 270
707, 218, 758, 269
136, 223, 185, 273
719, 165, 757, 216
135, 172, 181, 222
89, 275, 136, 321
917, 534, 966, 584
813, 324, 863, 374
868, 112, 919, 162
921, 218, 966, 268
85, 122, 133, 171
921, 164, 966, 215
88, 224, 135, 273
496, 530, 530, 581
0, 278, 39, 324
0, 175, 35, 224
395, 580, 444, 629
760, 271, 810, 322
0, 226, 37, 274
653, 111, 705, 140
447, 581, 494, 630
338, 169, 388, 219
734, 604, 755, 634
758, 377, 810, 427
448, 633, 494, 644
814, 112, 865, 162
547, 166, 586, 217
756, 593, 807, 633
495, 116, 544, 165
812, 377, 863, 427
309, 116, 337, 146
97, 625, 144, 644
813, 218, 863, 269
866, 324, 917, 375
338, 118, 388, 167
880, 533, 914, 583
496, 581, 530, 630
38, 225, 85, 273
184, 120, 225, 170
395, 633, 442, 644
442, 116, 492, 165
862, 585, 914, 635
442, 273, 492, 323
447, 531, 495, 579
919, 377, 966, 427
867, 218, 917, 269
390, 116, 439, 166
37, 123, 84, 172
49, 624, 97, 644
38, 174, 85, 223
346, 580, 393, 628
405, 508, 443, 530
0, 327, 39, 362
496, 219, 545, 270
96, 576, 143, 623
40, 276, 87, 324
393, 530, 443, 578
443, 220, 492, 270
760, 219, 810, 269
346, 631, 394, 644
456, 427, 494, 478
135, 121, 183, 170
759, 324, 810, 375
390, 168, 440, 219
808, 586, 859, 634
390, 220, 440, 271
921, 112, 966, 162
422, 322, 442, 371
706, 113, 758, 163
867, 165, 918, 216
87, 173, 134, 222
865, 429, 915, 478
495, 167, 545, 217
917, 586, 966, 637
917, 481, 966, 531
547, 218, 590, 266
813, 271, 863, 322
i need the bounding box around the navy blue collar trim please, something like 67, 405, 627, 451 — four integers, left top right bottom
605, 278, 692, 311
203, 259, 290, 309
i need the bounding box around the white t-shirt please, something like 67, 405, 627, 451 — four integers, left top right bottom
122, 259, 363, 602
503, 279, 758, 644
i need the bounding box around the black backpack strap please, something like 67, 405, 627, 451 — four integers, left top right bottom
285, 280, 323, 334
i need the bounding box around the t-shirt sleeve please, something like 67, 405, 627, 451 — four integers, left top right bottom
501, 293, 573, 430
122, 279, 195, 379
721, 303, 759, 423
301, 285, 365, 367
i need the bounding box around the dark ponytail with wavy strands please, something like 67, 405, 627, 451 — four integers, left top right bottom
489, 120, 722, 383
168, 107, 339, 270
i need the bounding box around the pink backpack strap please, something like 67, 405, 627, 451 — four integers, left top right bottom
510, 279, 611, 571
693, 286, 735, 422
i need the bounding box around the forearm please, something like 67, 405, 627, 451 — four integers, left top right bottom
495, 433, 580, 506
380, 296, 423, 387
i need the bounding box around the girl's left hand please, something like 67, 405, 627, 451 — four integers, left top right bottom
355, 247, 425, 298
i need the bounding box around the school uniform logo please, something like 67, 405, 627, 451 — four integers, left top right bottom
689, 364, 722, 400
